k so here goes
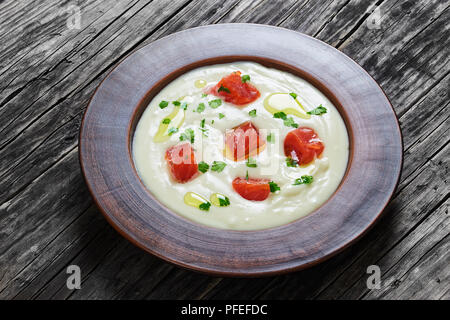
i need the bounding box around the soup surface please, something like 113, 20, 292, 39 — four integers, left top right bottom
133, 62, 349, 230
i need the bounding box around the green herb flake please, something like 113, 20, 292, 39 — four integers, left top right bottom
159, 100, 169, 109
286, 157, 298, 167
246, 157, 257, 168
289, 92, 298, 99
179, 128, 195, 143
241, 74, 250, 83
201, 93, 208, 98
293, 175, 314, 185
218, 196, 231, 207
208, 99, 222, 109
267, 133, 274, 143
162, 118, 171, 124
218, 113, 225, 119
283, 117, 298, 128
248, 109, 257, 117
269, 181, 280, 193
172, 101, 181, 106
211, 161, 227, 173
199, 202, 211, 211
218, 85, 231, 93
307, 104, 327, 115
168, 127, 178, 135
200, 119, 206, 128
196, 102, 206, 113
181, 102, 188, 110
273, 112, 287, 120
198, 161, 210, 173
211, 120, 215, 124
245, 170, 249, 181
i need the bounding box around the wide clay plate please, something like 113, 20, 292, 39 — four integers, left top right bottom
79, 24, 402, 276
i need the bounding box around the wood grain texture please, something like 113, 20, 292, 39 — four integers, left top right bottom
79, 25, 402, 275
0, 0, 448, 299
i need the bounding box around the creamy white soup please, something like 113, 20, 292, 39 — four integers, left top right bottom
133, 62, 349, 230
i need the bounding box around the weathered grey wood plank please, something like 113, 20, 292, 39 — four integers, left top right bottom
0, 0, 448, 300
207, 140, 449, 300
439, 288, 450, 300
397, 76, 449, 188
313, 143, 450, 300
42, 233, 172, 300
1, 1, 178, 145
203, 0, 450, 300
0, 0, 250, 298
391, 235, 448, 300
9, 205, 109, 299
361, 199, 449, 300
247, 0, 450, 300
25, 0, 263, 300
0, 149, 91, 297
338, 79, 450, 300
0, 0, 193, 298
339, 0, 449, 117
135, 0, 450, 299
0, 1, 138, 85
35, 224, 124, 300
282, 0, 450, 117
0, 0, 354, 299
0, 0, 191, 202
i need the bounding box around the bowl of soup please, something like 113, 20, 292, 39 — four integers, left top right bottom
80, 24, 402, 276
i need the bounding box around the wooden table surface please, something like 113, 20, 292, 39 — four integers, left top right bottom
0, 0, 448, 300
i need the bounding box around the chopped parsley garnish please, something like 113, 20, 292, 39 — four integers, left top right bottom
307, 104, 327, 115
199, 202, 211, 211
162, 118, 170, 124
283, 117, 298, 128
168, 127, 178, 135
273, 112, 298, 128
159, 100, 169, 109
248, 109, 257, 117
273, 112, 287, 119
267, 133, 274, 143
218, 113, 225, 119
293, 175, 314, 185
246, 157, 257, 168
286, 157, 298, 167
211, 161, 227, 172
196, 102, 206, 113
201, 93, 208, 98
208, 99, 222, 109
245, 170, 249, 181
289, 92, 298, 99
218, 85, 230, 93
198, 161, 209, 173
199, 119, 208, 137
179, 128, 195, 143
269, 181, 280, 193
172, 101, 181, 106
241, 74, 250, 83
211, 120, 215, 124
181, 102, 188, 110
218, 196, 231, 207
